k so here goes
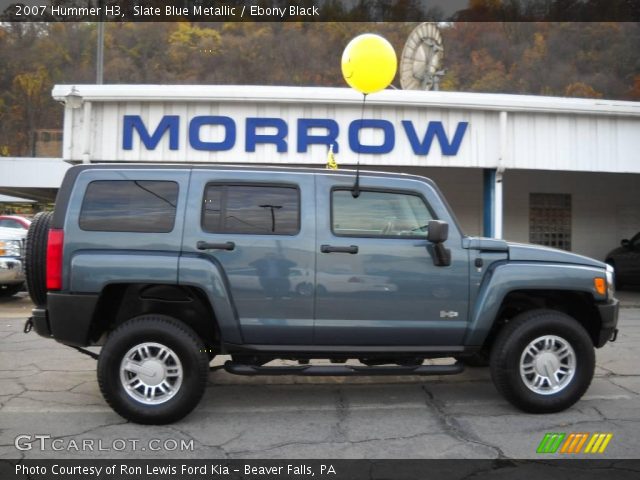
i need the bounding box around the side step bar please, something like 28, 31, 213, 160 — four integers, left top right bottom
224, 361, 464, 377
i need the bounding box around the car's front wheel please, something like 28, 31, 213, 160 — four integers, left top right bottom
490, 309, 595, 413
97, 314, 209, 424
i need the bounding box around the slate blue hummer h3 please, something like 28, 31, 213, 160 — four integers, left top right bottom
24, 164, 619, 424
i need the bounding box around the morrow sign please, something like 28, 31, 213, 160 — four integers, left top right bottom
123, 116, 469, 156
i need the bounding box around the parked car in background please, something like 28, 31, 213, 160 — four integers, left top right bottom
606, 231, 640, 289
0, 215, 31, 230
0, 226, 26, 296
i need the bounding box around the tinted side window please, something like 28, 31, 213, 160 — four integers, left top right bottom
203, 185, 299, 235
0, 219, 22, 229
79, 180, 178, 233
332, 190, 432, 237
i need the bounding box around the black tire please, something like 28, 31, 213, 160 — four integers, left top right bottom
97, 314, 209, 424
490, 309, 595, 413
25, 212, 52, 306
0, 283, 23, 297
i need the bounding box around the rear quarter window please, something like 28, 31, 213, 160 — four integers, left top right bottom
79, 180, 179, 233
202, 184, 300, 235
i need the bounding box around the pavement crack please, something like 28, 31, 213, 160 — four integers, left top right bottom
591, 405, 609, 420
421, 385, 509, 459
597, 365, 640, 378
226, 431, 447, 458
605, 377, 640, 396
46, 418, 130, 444
226, 438, 325, 457
329, 387, 348, 443
168, 425, 235, 458
215, 431, 247, 458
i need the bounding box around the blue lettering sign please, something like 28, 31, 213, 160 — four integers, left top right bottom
189, 116, 235, 151
402, 121, 468, 156
122, 115, 468, 156
297, 119, 340, 153
348, 119, 395, 154
246, 118, 288, 153
123, 115, 179, 150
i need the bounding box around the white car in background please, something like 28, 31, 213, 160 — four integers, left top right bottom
0, 226, 26, 297
0, 215, 31, 230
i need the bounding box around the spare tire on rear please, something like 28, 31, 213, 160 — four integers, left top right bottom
25, 211, 52, 306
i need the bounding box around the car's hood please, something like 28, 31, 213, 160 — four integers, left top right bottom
466, 237, 605, 269
507, 242, 605, 268
0, 227, 26, 240
605, 246, 626, 258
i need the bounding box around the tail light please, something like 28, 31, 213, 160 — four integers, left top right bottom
46, 229, 64, 290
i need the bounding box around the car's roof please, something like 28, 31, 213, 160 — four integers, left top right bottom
55, 163, 462, 233
0, 215, 30, 223
66, 162, 438, 186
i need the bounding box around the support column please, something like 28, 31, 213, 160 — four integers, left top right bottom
483, 169, 505, 239
495, 169, 503, 239
81, 101, 92, 164
484, 112, 507, 238
496, 111, 507, 239
483, 168, 496, 238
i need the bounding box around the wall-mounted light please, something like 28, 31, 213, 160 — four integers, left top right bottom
64, 87, 83, 109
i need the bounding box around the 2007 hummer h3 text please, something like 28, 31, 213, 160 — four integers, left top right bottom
25, 164, 619, 424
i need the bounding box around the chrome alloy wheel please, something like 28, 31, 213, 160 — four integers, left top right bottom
519, 335, 576, 395
119, 342, 183, 405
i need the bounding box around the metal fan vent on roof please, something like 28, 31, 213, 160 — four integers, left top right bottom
400, 22, 444, 91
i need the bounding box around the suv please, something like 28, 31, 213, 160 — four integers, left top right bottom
605, 231, 640, 289
25, 164, 619, 424
0, 226, 26, 297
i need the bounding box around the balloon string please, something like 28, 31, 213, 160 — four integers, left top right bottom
352, 93, 367, 198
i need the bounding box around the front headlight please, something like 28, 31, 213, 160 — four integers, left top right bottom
605, 263, 615, 299
0, 239, 22, 257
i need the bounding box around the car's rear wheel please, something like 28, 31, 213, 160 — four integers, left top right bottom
490, 309, 594, 413
97, 314, 209, 424
25, 211, 52, 306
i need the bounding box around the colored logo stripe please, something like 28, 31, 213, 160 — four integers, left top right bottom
584, 433, 613, 454
538, 433, 613, 454
560, 433, 589, 453
537, 433, 566, 453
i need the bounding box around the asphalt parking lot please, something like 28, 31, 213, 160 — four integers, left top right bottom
1, 291, 639, 460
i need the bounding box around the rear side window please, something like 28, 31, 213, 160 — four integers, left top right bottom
202, 184, 299, 235
79, 180, 179, 233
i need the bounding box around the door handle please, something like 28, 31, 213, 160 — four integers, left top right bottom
197, 241, 235, 251
320, 244, 358, 254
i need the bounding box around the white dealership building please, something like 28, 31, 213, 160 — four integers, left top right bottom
1, 85, 639, 260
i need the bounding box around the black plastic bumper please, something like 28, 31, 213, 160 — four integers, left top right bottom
30, 307, 50, 337
29, 292, 99, 346
596, 298, 620, 348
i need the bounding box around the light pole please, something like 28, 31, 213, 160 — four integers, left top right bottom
260, 204, 282, 232
96, 1, 105, 84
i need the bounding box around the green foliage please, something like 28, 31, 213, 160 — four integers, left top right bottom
0, 21, 638, 156
441, 22, 639, 99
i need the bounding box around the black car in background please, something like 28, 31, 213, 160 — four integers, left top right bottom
606, 232, 640, 289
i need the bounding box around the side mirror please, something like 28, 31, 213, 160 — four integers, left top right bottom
426, 220, 451, 267
427, 220, 449, 244
621, 239, 630, 248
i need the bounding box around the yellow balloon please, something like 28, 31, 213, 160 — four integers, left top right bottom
341, 33, 397, 95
